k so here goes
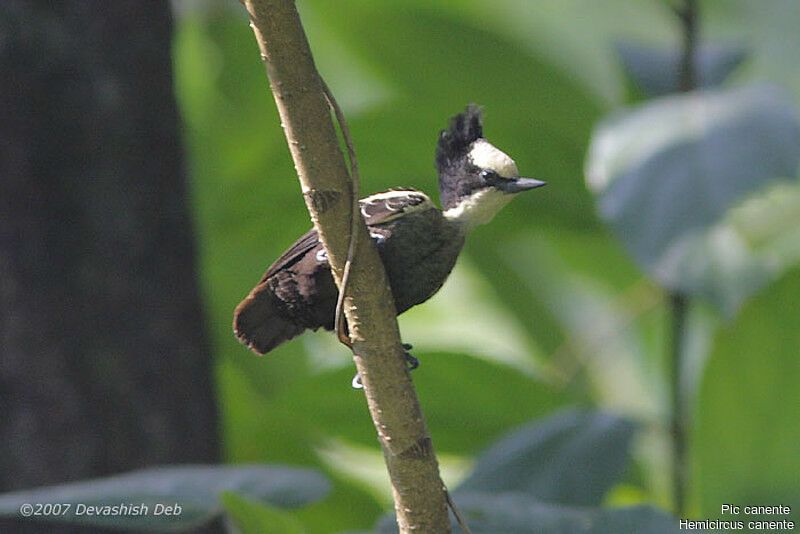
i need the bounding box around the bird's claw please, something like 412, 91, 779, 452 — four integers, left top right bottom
402, 343, 419, 370
350, 342, 419, 390
351, 373, 363, 389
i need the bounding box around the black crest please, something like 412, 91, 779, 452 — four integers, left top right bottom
435, 104, 483, 173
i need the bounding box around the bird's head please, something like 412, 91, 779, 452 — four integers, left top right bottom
435, 105, 545, 229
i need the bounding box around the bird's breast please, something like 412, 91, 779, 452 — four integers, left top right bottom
370, 208, 465, 314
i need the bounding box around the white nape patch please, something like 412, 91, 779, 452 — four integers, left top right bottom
469, 139, 519, 178
443, 187, 513, 230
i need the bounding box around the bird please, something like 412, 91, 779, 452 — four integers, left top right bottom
233, 105, 546, 356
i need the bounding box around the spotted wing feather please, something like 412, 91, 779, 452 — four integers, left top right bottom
359, 189, 431, 225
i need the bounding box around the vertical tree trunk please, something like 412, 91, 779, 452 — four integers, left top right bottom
0, 1, 219, 531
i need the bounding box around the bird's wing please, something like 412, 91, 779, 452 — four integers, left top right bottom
261, 189, 433, 280
262, 228, 320, 281
359, 188, 434, 226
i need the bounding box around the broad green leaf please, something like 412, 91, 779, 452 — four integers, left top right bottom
456, 410, 635, 506
0, 465, 329, 531
694, 269, 800, 519
221, 492, 306, 534
586, 84, 800, 310
375, 493, 682, 533
655, 180, 800, 315
615, 42, 747, 96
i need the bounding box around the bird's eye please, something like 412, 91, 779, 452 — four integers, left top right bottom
480, 169, 499, 183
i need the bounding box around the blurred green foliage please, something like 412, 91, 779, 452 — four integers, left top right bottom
170, 0, 800, 531
586, 84, 800, 314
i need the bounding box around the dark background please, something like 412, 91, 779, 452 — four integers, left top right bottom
1, 2, 217, 532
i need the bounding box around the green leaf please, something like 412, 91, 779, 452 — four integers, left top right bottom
615, 42, 748, 96
694, 269, 800, 518
221, 492, 306, 534
456, 410, 636, 506
0, 465, 329, 531
586, 84, 800, 310
375, 493, 681, 533
656, 181, 800, 315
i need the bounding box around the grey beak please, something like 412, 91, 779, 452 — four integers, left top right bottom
501, 177, 547, 194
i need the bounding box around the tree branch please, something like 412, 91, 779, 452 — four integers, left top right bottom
241, 1, 451, 531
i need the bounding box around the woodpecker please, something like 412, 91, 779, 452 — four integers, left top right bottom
233, 105, 545, 355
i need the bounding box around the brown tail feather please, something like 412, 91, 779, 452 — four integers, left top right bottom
233, 283, 304, 355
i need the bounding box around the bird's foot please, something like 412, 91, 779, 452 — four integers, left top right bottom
403, 343, 419, 371
351, 373, 363, 389
350, 342, 420, 389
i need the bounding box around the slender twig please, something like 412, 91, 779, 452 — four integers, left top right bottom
319, 79, 360, 347
445, 489, 472, 534
670, 0, 698, 516
676, 0, 698, 92
669, 293, 689, 515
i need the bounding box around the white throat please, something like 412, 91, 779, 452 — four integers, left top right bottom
443, 188, 512, 230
